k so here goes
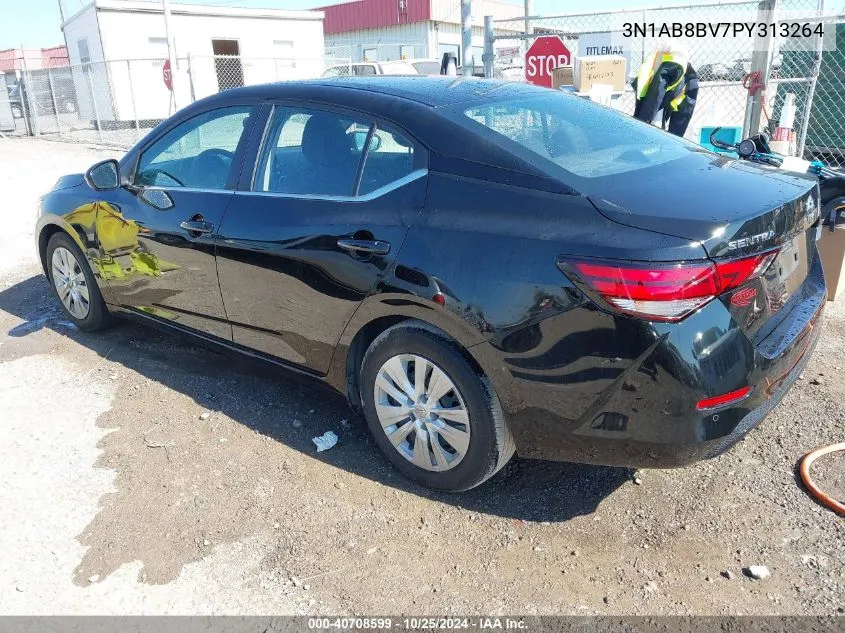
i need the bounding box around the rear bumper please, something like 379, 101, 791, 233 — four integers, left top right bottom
475, 252, 826, 469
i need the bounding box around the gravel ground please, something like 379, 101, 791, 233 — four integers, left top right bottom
0, 137, 842, 616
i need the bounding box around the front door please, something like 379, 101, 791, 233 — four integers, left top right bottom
212, 39, 245, 91
98, 104, 259, 339
215, 104, 428, 373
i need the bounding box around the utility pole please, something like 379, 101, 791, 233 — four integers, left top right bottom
524, 0, 533, 37
461, 0, 472, 76
162, 0, 177, 108
57, 0, 66, 23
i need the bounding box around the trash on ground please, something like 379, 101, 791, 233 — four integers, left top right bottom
313, 431, 338, 452
744, 565, 771, 580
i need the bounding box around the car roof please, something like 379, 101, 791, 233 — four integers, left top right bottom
248, 76, 547, 108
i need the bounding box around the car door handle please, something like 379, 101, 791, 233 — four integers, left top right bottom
179, 220, 214, 234
337, 239, 391, 255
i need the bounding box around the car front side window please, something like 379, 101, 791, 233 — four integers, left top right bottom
136, 105, 255, 190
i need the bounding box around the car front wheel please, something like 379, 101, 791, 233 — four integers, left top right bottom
360, 321, 514, 492
45, 232, 113, 332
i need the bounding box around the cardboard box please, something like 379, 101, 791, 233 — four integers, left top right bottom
574, 55, 626, 92
817, 225, 845, 301
551, 66, 574, 89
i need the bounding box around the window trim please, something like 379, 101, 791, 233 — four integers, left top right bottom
240, 168, 428, 203
247, 101, 427, 200
352, 123, 376, 195
131, 104, 260, 191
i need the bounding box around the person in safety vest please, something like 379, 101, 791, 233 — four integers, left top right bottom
632, 41, 699, 137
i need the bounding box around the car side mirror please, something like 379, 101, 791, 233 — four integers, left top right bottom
85, 159, 120, 191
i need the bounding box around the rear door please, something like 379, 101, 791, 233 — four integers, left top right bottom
215, 102, 427, 373
99, 104, 259, 339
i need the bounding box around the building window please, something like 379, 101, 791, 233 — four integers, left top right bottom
149, 37, 168, 67
273, 40, 294, 67
77, 38, 90, 64
363, 47, 377, 61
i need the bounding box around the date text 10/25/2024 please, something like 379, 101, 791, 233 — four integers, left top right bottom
308, 618, 528, 630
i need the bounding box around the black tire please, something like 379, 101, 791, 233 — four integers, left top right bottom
359, 321, 515, 492
45, 232, 113, 332
822, 195, 845, 218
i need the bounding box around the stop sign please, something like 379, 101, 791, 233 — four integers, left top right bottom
162, 59, 173, 91
525, 36, 571, 88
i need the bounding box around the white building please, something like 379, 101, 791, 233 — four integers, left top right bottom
320, 0, 522, 67
61, 0, 325, 122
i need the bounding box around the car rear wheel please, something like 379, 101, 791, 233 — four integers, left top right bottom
45, 232, 113, 332
360, 321, 514, 492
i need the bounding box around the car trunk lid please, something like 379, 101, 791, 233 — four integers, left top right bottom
586, 157, 822, 340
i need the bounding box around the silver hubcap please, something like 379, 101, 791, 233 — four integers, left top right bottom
51, 246, 90, 320
373, 354, 470, 472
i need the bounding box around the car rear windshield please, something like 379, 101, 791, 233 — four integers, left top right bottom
459, 93, 702, 179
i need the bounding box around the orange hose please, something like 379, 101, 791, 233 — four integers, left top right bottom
799, 443, 845, 516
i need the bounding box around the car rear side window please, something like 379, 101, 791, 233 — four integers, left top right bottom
357, 125, 418, 195
461, 94, 699, 179
136, 106, 254, 190
254, 107, 369, 197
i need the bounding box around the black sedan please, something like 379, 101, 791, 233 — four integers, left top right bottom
35, 77, 825, 492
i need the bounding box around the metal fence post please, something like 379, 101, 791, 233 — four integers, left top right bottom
19, 51, 39, 136
524, 0, 532, 36
484, 16, 494, 79
641, 8, 647, 69
86, 63, 103, 143
460, 0, 472, 76
47, 67, 61, 137
743, 0, 778, 138
797, 0, 826, 158
187, 53, 196, 103
126, 59, 140, 142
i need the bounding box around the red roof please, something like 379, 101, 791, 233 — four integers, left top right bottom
318, 0, 430, 35
0, 46, 68, 72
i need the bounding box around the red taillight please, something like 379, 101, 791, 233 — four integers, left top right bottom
562, 250, 778, 321
696, 386, 753, 410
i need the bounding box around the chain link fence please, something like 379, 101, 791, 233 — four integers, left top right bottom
487, 0, 845, 168
2, 54, 349, 148
787, 17, 845, 168
6, 0, 844, 168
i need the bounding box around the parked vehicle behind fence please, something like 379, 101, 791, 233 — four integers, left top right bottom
322, 61, 419, 77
